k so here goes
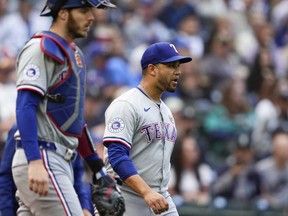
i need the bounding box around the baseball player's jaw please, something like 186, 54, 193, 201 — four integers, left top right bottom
67, 8, 95, 39
168, 77, 179, 92
156, 62, 181, 93
165, 62, 181, 92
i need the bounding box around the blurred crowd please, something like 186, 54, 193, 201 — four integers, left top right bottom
1, 0, 288, 213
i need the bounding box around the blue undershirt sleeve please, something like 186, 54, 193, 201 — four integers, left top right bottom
72, 154, 92, 212
107, 142, 138, 181
0, 125, 18, 216
16, 90, 42, 162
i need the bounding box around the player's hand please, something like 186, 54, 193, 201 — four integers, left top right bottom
82, 209, 92, 216
28, 159, 49, 196
143, 190, 169, 215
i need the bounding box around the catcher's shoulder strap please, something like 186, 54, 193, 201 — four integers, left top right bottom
32, 31, 66, 64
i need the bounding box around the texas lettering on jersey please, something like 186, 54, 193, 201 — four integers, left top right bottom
141, 121, 177, 143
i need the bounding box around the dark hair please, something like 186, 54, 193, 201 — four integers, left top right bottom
220, 80, 250, 115
246, 47, 276, 99
51, 7, 74, 22
171, 136, 204, 193
271, 126, 288, 140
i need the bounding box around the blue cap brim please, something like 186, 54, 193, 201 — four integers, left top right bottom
160, 56, 192, 64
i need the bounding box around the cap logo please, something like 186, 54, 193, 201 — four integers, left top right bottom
170, 44, 178, 53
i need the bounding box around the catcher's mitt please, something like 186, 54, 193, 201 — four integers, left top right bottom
91, 175, 125, 216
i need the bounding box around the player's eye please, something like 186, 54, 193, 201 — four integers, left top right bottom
79, 7, 92, 14
166, 63, 179, 68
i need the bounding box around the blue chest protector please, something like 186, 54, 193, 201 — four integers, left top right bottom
33, 31, 86, 137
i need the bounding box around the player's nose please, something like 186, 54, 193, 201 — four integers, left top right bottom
87, 9, 95, 21
174, 67, 181, 76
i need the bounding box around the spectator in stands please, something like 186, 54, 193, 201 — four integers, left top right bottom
123, 0, 171, 53
0, 0, 50, 57
169, 135, 215, 206
246, 47, 276, 105
85, 27, 137, 103
252, 78, 288, 159
175, 48, 211, 124
191, 0, 227, 20
0, 0, 8, 21
271, 0, 288, 78
85, 41, 112, 97
158, 0, 196, 30
255, 128, 288, 210
200, 29, 242, 96
212, 133, 261, 204
100, 25, 139, 89
175, 13, 204, 60
203, 80, 255, 165
0, 52, 16, 160
232, 2, 272, 65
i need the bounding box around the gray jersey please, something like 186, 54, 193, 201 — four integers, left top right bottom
103, 87, 177, 195
12, 35, 86, 216
16, 38, 78, 149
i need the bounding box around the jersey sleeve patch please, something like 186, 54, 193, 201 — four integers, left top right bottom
108, 117, 125, 133
23, 64, 40, 81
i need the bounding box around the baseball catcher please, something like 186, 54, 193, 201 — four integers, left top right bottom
11, 0, 125, 215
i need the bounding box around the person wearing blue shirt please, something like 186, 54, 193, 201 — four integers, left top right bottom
0, 125, 94, 216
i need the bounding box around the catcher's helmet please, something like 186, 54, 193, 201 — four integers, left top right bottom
40, 0, 116, 16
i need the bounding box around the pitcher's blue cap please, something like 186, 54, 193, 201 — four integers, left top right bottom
140, 42, 192, 70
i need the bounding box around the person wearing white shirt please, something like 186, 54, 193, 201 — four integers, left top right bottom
169, 135, 215, 206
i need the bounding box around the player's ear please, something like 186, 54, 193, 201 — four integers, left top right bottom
58, 8, 69, 21
147, 64, 157, 76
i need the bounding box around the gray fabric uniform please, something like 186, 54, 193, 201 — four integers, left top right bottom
103, 87, 178, 216
12, 38, 84, 216
15, 38, 78, 148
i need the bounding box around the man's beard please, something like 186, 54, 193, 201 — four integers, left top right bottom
158, 77, 176, 93
166, 86, 176, 93
67, 12, 85, 39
